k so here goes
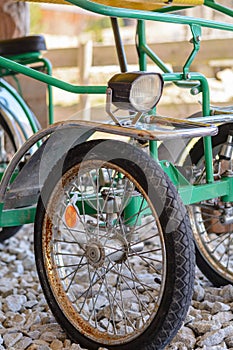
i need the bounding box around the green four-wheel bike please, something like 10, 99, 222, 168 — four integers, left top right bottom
0, 0, 232, 349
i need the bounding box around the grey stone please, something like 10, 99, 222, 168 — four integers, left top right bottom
205, 287, 221, 296
99, 318, 114, 332
0, 281, 17, 297
4, 294, 27, 312
196, 343, 227, 350
3, 223, 233, 350
211, 301, 231, 314
0, 252, 16, 263
220, 285, 233, 302
205, 292, 224, 303
34, 339, 50, 346
172, 327, 196, 349
201, 312, 212, 321
70, 344, 85, 350
27, 330, 41, 340
26, 345, 39, 350
13, 336, 33, 349
22, 255, 35, 270
50, 339, 63, 350
188, 320, 221, 335
207, 342, 227, 350
24, 300, 38, 308
197, 325, 233, 347
39, 331, 57, 342
188, 306, 202, 320
3, 331, 23, 347
97, 305, 123, 322
193, 283, 205, 301
198, 300, 214, 312
3, 313, 26, 328
64, 339, 71, 347
226, 336, 233, 348
27, 290, 38, 300
12, 261, 24, 274
24, 312, 42, 329
0, 311, 6, 324
212, 311, 233, 323
166, 343, 188, 350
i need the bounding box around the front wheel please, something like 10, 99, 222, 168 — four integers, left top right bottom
34, 139, 195, 350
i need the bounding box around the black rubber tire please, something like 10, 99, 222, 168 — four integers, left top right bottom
0, 112, 17, 152
0, 111, 21, 242
34, 139, 195, 350
188, 123, 233, 286
0, 226, 22, 243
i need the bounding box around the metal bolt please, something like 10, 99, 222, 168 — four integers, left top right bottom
192, 87, 199, 95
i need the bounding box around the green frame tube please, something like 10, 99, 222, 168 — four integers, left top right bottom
68, 0, 233, 31
0, 52, 54, 127
0, 56, 107, 95
37, 57, 54, 125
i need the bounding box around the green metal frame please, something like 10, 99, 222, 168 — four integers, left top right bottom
0, 52, 54, 125
0, 0, 233, 226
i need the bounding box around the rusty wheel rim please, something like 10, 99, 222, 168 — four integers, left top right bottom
42, 160, 166, 345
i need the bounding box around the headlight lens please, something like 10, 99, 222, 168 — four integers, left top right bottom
108, 72, 163, 112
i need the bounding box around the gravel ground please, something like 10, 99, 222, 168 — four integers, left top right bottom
0, 224, 233, 350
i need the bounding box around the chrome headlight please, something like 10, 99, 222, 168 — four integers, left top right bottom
108, 72, 163, 112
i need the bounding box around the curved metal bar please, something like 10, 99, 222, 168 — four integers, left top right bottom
0, 124, 59, 202
205, 0, 233, 17
68, 0, 233, 32
0, 56, 107, 95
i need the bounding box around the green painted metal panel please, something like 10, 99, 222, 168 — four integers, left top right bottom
0, 204, 36, 226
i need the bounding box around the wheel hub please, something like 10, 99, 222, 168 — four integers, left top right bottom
85, 241, 105, 268
201, 203, 233, 234
85, 234, 128, 268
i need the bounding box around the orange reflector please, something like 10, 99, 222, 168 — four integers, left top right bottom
64, 204, 78, 228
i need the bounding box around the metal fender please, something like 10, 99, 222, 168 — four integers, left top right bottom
1, 121, 95, 209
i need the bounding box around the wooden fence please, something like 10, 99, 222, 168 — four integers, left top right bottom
45, 37, 233, 71
44, 37, 233, 119
14, 37, 232, 125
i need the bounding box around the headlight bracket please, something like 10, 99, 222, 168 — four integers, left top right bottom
106, 87, 143, 126
106, 72, 164, 126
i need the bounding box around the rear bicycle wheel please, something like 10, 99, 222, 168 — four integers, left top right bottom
0, 111, 21, 242
188, 123, 233, 286
34, 139, 195, 350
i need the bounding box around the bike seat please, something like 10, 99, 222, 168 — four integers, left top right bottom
0, 35, 47, 56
